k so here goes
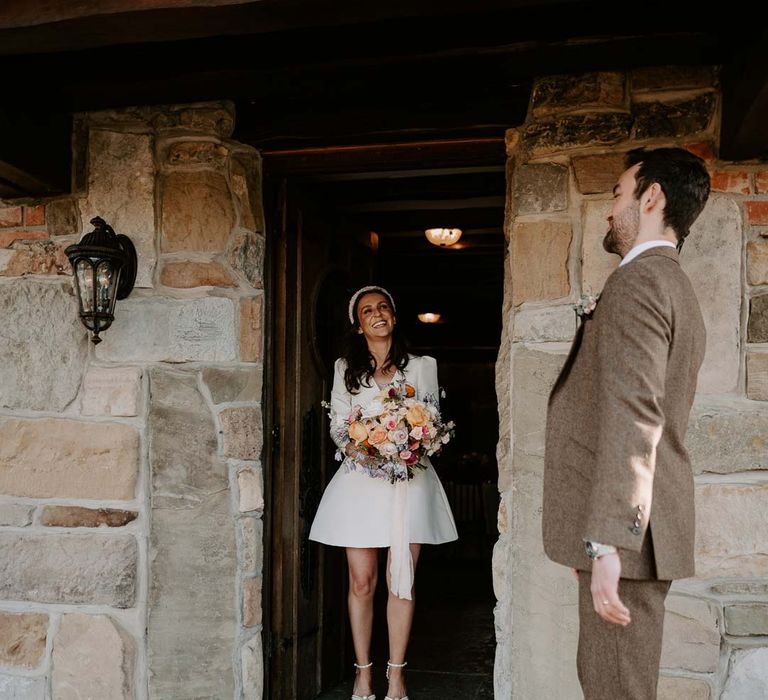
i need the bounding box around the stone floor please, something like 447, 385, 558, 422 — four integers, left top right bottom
315, 531, 496, 700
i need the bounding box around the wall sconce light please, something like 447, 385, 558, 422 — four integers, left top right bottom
65, 216, 137, 345
417, 312, 442, 324
424, 227, 462, 247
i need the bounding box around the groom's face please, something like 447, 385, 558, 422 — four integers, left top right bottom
604, 163, 641, 257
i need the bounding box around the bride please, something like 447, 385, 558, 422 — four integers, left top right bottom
309, 285, 458, 700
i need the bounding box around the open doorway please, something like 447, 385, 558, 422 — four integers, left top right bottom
263, 140, 504, 700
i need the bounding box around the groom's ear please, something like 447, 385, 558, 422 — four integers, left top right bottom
643, 182, 665, 213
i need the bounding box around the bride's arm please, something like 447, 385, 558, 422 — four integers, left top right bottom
329, 358, 354, 453
420, 355, 440, 410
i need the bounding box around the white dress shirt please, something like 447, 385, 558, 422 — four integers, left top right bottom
620, 239, 677, 267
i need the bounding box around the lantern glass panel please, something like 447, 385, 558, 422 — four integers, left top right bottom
95, 260, 116, 314
75, 259, 95, 314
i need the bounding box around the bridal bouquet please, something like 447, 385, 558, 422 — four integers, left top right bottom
324, 382, 455, 483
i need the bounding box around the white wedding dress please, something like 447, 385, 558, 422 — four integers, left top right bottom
308, 354, 458, 597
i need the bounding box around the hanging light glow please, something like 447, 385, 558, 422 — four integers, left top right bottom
424, 227, 462, 247
417, 313, 442, 324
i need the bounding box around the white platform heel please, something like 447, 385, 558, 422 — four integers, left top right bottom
384, 661, 409, 700
351, 661, 375, 700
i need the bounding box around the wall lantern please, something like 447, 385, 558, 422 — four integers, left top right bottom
65, 216, 137, 345
424, 227, 462, 247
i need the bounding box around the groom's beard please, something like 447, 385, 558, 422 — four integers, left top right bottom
603, 200, 640, 256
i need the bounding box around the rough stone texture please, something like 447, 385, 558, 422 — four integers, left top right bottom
0, 280, 87, 412
724, 604, 768, 636
515, 163, 568, 214
721, 649, 768, 700
95, 296, 237, 363
756, 171, 768, 194
149, 366, 236, 698
220, 407, 263, 460
660, 595, 720, 673
238, 516, 263, 575
0, 206, 23, 227
203, 366, 263, 404
237, 466, 264, 513
0, 504, 34, 527
523, 112, 632, 155
745, 201, 768, 225
531, 72, 625, 115
0, 417, 138, 500
228, 229, 265, 288
79, 129, 156, 287
747, 240, 768, 285
0, 230, 48, 248
657, 676, 711, 700
152, 105, 235, 138
686, 402, 768, 474
0, 674, 46, 699
160, 260, 236, 288
748, 294, 768, 342
572, 152, 626, 194
632, 66, 715, 92
241, 635, 264, 700
0, 240, 70, 276
680, 197, 742, 394
0, 612, 48, 668
231, 150, 265, 233
511, 221, 571, 304
46, 198, 81, 236
695, 483, 768, 578
80, 366, 142, 417
710, 171, 750, 194
41, 506, 138, 528
0, 533, 136, 606
161, 170, 235, 252
512, 305, 576, 342
240, 295, 264, 362
165, 140, 229, 167
581, 199, 620, 293
633, 93, 716, 139
243, 576, 262, 627
52, 613, 134, 700
24, 205, 46, 226
747, 353, 768, 401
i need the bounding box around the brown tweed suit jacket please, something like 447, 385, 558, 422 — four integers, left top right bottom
542, 246, 706, 580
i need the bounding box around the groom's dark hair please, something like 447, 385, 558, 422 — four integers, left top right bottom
625, 147, 711, 251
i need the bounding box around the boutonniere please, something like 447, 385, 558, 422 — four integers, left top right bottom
574, 290, 600, 320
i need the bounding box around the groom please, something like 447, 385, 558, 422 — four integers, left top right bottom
542, 147, 710, 699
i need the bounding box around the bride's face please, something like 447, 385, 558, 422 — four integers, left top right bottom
356, 292, 395, 341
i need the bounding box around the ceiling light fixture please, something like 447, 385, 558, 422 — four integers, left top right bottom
424, 227, 462, 247
417, 313, 442, 324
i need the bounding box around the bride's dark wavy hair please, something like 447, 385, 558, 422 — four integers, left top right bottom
343, 288, 411, 394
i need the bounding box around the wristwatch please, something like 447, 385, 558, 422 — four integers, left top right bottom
585, 540, 618, 560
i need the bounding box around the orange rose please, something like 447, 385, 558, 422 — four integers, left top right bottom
348, 421, 369, 443
369, 427, 388, 445
405, 404, 430, 427
404, 384, 416, 398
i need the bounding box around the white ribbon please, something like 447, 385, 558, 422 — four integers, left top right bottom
389, 478, 413, 600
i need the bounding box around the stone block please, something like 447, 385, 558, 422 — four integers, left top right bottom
695, 483, 768, 578
202, 366, 262, 404
747, 240, 768, 285
24, 205, 46, 226
523, 112, 632, 155
680, 197, 742, 394
231, 151, 265, 233
721, 649, 768, 700
241, 635, 264, 699
0, 417, 138, 500
572, 152, 626, 194
512, 305, 576, 342
748, 294, 768, 342
79, 129, 156, 287
41, 506, 138, 528
240, 295, 264, 362
511, 220, 571, 304
238, 516, 263, 575
710, 171, 750, 194
657, 676, 710, 700
164, 140, 228, 167
161, 170, 234, 252
52, 614, 134, 699
581, 200, 621, 293
237, 466, 264, 513
80, 366, 142, 417
0, 674, 46, 699
515, 163, 568, 214
724, 604, 768, 636
152, 105, 234, 138
633, 93, 716, 139
228, 230, 265, 288
531, 72, 625, 116
160, 260, 235, 288
0, 206, 23, 227
0, 504, 34, 527
747, 353, 768, 401
0, 280, 87, 412
755, 171, 768, 194
0, 612, 48, 668
0, 533, 137, 606
632, 66, 716, 92
243, 576, 262, 627
95, 296, 237, 363
0, 230, 48, 248
47, 199, 81, 237
220, 407, 263, 460
745, 201, 768, 225
0, 240, 71, 276
660, 595, 720, 672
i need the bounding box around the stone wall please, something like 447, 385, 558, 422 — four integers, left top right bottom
494, 68, 768, 699
0, 102, 265, 699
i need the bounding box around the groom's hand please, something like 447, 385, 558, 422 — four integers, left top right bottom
590, 553, 631, 626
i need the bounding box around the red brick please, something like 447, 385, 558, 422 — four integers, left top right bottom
0, 206, 23, 228
24, 204, 46, 226
755, 171, 768, 194
746, 201, 768, 226
685, 141, 716, 163
711, 171, 750, 195
0, 230, 49, 248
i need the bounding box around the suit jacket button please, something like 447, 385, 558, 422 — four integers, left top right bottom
629, 526, 641, 535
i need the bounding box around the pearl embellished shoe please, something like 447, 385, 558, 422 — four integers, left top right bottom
384, 660, 409, 700
351, 661, 375, 700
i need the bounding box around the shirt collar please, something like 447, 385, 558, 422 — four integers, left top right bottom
619, 240, 677, 267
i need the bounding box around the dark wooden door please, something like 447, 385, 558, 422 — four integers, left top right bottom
266, 175, 376, 699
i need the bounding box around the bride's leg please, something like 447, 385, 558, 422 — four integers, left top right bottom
385, 543, 421, 698
347, 547, 379, 696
